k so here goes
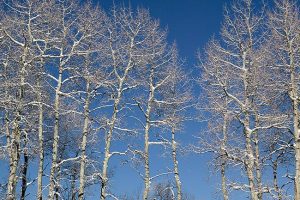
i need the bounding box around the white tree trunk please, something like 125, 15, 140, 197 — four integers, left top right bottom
20, 135, 29, 200
291, 64, 300, 200
171, 127, 182, 200
7, 120, 21, 200
7, 46, 27, 199
142, 68, 154, 200
221, 111, 228, 200
253, 114, 262, 200
37, 81, 44, 200
243, 51, 258, 200
48, 67, 63, 199
78, 81, 90, 200
244, 124, 258, 200
143, 121, 150, 200
100, 87, 123, 199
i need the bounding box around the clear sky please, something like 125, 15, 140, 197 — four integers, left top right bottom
93, 0, 231, 199
99, 0, 226, 65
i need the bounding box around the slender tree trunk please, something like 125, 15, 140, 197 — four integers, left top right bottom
20, 135, 29, 200
171, 127, 182, 200
142, 68, 154, 200
290, 51, 300, 200
143, 117, 151, 200
7, 121, 21, 200
78, 81, 90, 200
5, 111, 10, 155
48, 67, 63, 199
242, 55, 258, 200
4, 79, 13, 199
253, 114, 262, 200
221, 110, 228, 200
5, 109, 18, 199
37, 81, 44, 200
253, 135, 262, 200
7, 112, 22, 199
7, 47, 27, 199
295, 136, 300, 199
244, 123, 258, 200
100, 88, 122, 200
221, 162, 228, 200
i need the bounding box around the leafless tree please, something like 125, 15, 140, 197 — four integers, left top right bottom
197, 0, 289, 199
268, 1, 300, 199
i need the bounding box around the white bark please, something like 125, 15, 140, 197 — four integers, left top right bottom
37, 79, 44, 200
48, 65, 63, 199
101, 87, 124, 199
142, 67, 154, 200
221, 111, 229, 200
78, 81, 91, 200
171, 127, 182, 200
7, 38, 28, 200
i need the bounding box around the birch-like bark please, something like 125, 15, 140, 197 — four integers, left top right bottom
78, 81, 90, 200
100, 89, 121, 200
20, 134, 29, 200
253, 113, 262, 200
142, 67, 154, 200
221, 110, 229, 200
221, 162, 228, 200
5, 111, 10, 160
7, 41, 28, 200
286, 31, 300, 199
244, 115, 258, 200
7, 119, 21, 200
290, 51, 300, 200
37, 78, 44, 200
171, 127, 182, 200
241, 9, 258, 199
243, 56, 258, 200
48, 64, 63, 199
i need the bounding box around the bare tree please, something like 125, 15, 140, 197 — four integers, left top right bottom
268, 1, 300, 199
98, 7, 176, 199
196, 0, 286, 199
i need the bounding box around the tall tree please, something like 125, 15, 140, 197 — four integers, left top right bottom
268, 1, 300, 198
197, 0, 284, 199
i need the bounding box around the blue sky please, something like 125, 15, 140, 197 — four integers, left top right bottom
99, 0, 226, 65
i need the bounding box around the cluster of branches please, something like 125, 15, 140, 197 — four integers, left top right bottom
0, 0, 192, 199
196, 0, 300, 199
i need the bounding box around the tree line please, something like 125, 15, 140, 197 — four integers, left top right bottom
0, 0, 300, 200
